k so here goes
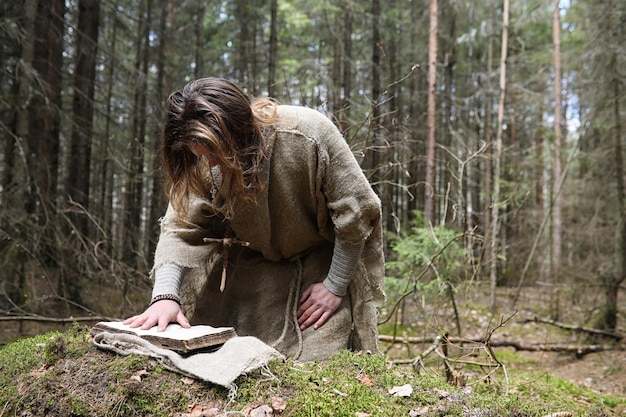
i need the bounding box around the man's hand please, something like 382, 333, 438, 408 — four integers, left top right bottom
123, 300, 191, 332
297, 283, 342, 330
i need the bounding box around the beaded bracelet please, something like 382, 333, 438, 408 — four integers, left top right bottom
149, 294, 181, 306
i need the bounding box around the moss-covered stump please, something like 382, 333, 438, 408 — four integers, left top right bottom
0, 324, 624, 416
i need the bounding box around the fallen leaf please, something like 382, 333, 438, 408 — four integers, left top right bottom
181, 376, 195, 385
271, 396, 286, 414
30, 363, 54, 377
389, 384, 413, 397
248, 404, 273, 417
356, 373, 373, 386
130, 369, 149, 382
409, 406, 430, 416
176, 403, 219, 417
461, 386, 473, 395
432, 388, 450, 398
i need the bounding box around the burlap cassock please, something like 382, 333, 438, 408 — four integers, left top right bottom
151, 105, 385, 361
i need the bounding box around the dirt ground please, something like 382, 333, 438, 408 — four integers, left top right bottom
523, 349, 626, 396
377, 284, 626, 399
502, 288, 626, 398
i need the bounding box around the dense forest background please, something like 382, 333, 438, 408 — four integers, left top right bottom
0, 0, 625, 341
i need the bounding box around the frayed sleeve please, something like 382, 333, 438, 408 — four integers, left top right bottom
317, 119, 382, 245
152, 194, 225, 273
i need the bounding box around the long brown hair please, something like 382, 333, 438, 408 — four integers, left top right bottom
161, 77, 277, 216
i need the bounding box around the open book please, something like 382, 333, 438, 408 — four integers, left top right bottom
92, 321, 237, 353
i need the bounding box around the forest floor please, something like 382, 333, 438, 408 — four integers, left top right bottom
378, 283, 626, 399
500, 289, 626, 397
1, 284, 625, 415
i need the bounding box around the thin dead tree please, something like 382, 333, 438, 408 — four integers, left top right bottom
489, 0, 509, 308
551, 0, 564, 320
424, 0, 438, 225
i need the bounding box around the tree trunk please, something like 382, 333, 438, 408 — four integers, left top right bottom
267, 0, 277, 96
443, 2, 456, 226
535, 104, 545, 209
479, 3, 496, 276
597, 49, 625, 331
489, 0, 509, 308
234, 0, 255, 85
4, 0, 38, 309
342, 0, 353, 132
367, 0, 382, 198
424, 0, 438, 226
406, 0, 422, 219
146, 0, 174, 266
27, 0, 66, 312
599, 276, 620, 332
463, 3, 480, 269
10, 0, 37, 200
28, 0, 65, 222
122, 0, 151, 268
550, 0, 563, 320
193, 0, 205, 79
99, 6, 119, 259
66, 0, 100, 237
534, 93, 546, 284
58, 0, 99, 306
330, 9, 341, 116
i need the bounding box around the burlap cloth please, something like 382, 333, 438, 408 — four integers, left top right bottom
93, 332, 283, 394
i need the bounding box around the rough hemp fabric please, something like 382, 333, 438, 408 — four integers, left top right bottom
93, 332, 283, 394
152, 105, 385, 361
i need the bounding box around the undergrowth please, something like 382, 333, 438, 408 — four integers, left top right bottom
0, 324, 623, 417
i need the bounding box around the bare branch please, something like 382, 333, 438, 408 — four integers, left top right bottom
521, 316, 623, 341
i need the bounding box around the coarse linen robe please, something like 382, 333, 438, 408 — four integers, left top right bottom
151, 105, 385, 361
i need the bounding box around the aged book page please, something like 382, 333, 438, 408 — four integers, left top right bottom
92, 321, 237, 353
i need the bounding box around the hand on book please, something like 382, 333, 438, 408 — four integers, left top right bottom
123, 299, 191, 332
297, 282, 342, 331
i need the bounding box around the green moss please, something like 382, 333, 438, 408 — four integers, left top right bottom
0, 332, 48, 372
69, 395, 87, 415
490, 347, 540, 367
504, 371, 626, 415
1, 327, 625, 417
0, 332, 54, 405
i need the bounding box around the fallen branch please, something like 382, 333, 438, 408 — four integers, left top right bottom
0, 315, 113, 323
411, 335, 442, 372
379, 334, 626, 357
520, 316, 623, 341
